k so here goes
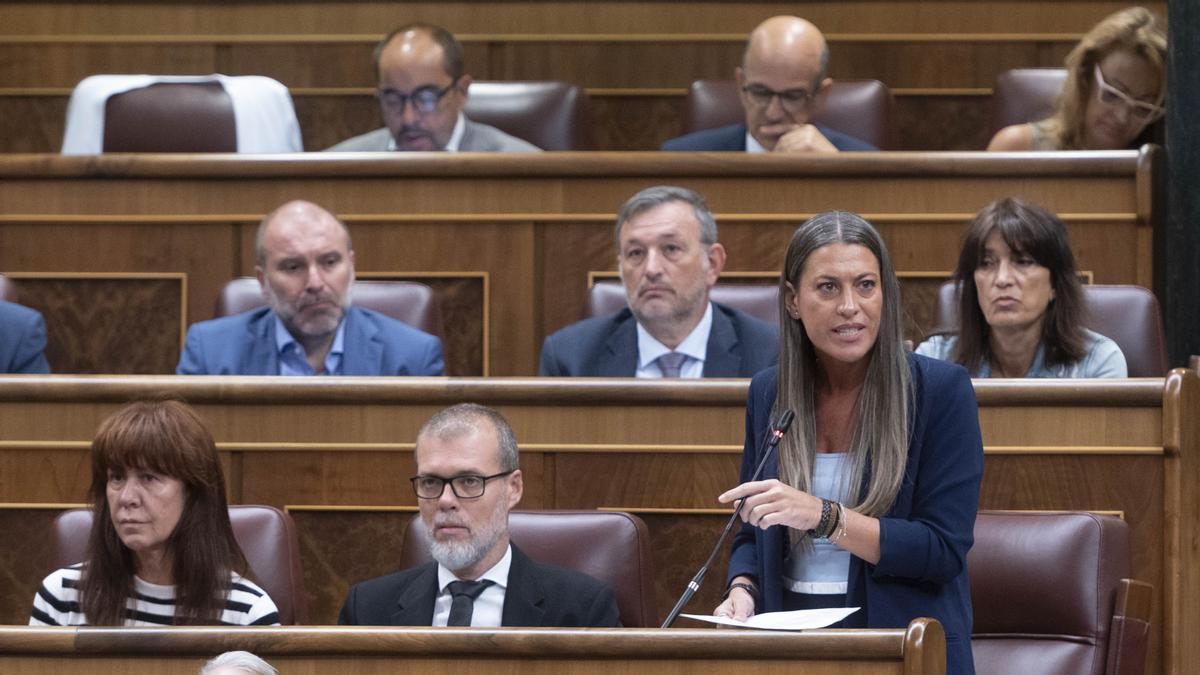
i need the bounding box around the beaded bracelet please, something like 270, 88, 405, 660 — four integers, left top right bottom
807, 498, 833, 539
823, 499, 841, 539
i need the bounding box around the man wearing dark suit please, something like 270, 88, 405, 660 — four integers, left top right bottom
326, 23, 539, 153
339, 404, 619, 627
176, 200, 443, 376
539, 186, 777, 378
662, 15, 876, 153
0, 300, 51, 373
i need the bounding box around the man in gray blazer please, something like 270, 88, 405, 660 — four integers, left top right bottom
326, 23, 540, 153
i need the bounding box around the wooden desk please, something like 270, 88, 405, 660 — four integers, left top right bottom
0, 150, 1161, 375
0, 371, 1196, 673
0, 623, 946, 675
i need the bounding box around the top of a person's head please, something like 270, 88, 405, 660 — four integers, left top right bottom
952, 198, 1087, 368
742, 15, 830, 86
1055, 6, 1167, 149
417, 402, 519, 473
254, 200, 353, 267
613, 185, 717, 252
373, 22, 465, 82
200, 651, 278, 675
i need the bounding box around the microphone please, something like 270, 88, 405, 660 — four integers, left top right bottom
660, 409, 796, 628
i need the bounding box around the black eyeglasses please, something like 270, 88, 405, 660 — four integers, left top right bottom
741, 84, 816, 113
410, 471, 514, 499
377, 78, 460, 115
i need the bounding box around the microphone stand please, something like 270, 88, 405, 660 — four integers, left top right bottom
660, 410, 796, 628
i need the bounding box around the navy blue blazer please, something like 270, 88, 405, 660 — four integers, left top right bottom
538, 302, 778, 377
176, 306, 444, 375
337, 544, 620, 627
661, 123, 877, 152
729, 355, 982, 674
0, 301, 50, 373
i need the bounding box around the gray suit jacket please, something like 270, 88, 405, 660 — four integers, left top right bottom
325, 118, 541, 152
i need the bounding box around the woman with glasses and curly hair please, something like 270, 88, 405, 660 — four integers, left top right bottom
988, 6, 1166, 151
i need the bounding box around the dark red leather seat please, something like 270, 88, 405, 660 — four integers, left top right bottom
932, 281, 1167, 377
464, 81, 594, 150
971, 511, 1151, 675
50, 505, 309, 625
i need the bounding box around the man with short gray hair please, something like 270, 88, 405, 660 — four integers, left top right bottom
338, 403, 619, 627
539, 186, 777, 378
199, 651, 277, 675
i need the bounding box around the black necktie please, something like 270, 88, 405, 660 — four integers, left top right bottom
446, 579, 494, 626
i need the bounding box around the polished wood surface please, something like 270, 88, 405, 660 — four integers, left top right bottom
0, 150, 1159, 375
0, 371, 1195, 674
0, 622, 945, 674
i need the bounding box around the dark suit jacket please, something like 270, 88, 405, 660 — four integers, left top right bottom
176, 306, 444, 375
0, 301, 51, 373
538, 302, 778, 377
661, 123, 877, 151
337, 544, 620, 627
729, 355, 982, 674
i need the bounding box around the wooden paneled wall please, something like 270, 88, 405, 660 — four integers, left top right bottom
0, 151, 1161, 375
0, 1, 1167, 151
0, 372, 1196, 675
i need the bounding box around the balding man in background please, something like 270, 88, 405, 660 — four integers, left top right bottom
327, 23, 540, 152
662, 16, 876, 153
176, 200, 444, 376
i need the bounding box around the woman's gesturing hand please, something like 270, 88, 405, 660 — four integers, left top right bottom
719, 479, 823, 531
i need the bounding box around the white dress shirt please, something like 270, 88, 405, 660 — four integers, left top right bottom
634, 301, 713, 378
433, 544, 512, 627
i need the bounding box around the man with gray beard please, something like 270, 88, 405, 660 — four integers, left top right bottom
175, 199, 443, 376
539, 185, 777, 378
337, 404, 619, 627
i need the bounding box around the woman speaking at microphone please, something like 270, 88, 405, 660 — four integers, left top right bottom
715, 212, 984, 674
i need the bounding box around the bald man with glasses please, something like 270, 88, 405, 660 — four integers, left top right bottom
663, 16, 876, 153
326, 23, 540, 152
338, 404, 619, 627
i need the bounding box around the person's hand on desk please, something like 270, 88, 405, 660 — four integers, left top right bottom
713, 575, 758, 622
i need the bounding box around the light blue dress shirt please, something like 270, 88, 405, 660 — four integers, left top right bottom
273, 315, 346, 376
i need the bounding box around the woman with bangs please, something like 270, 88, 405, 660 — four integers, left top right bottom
988, 6, 1166, 151
916, 198, 1127, 378
30, 399, 279, 626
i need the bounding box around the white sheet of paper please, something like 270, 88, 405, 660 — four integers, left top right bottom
681, 606, 859, 631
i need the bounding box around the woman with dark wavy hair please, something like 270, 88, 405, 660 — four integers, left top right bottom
917, 198, 1127, 378
715, 212, 983, 674
988, 6, 1166, 151
31, 399, 279, 626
